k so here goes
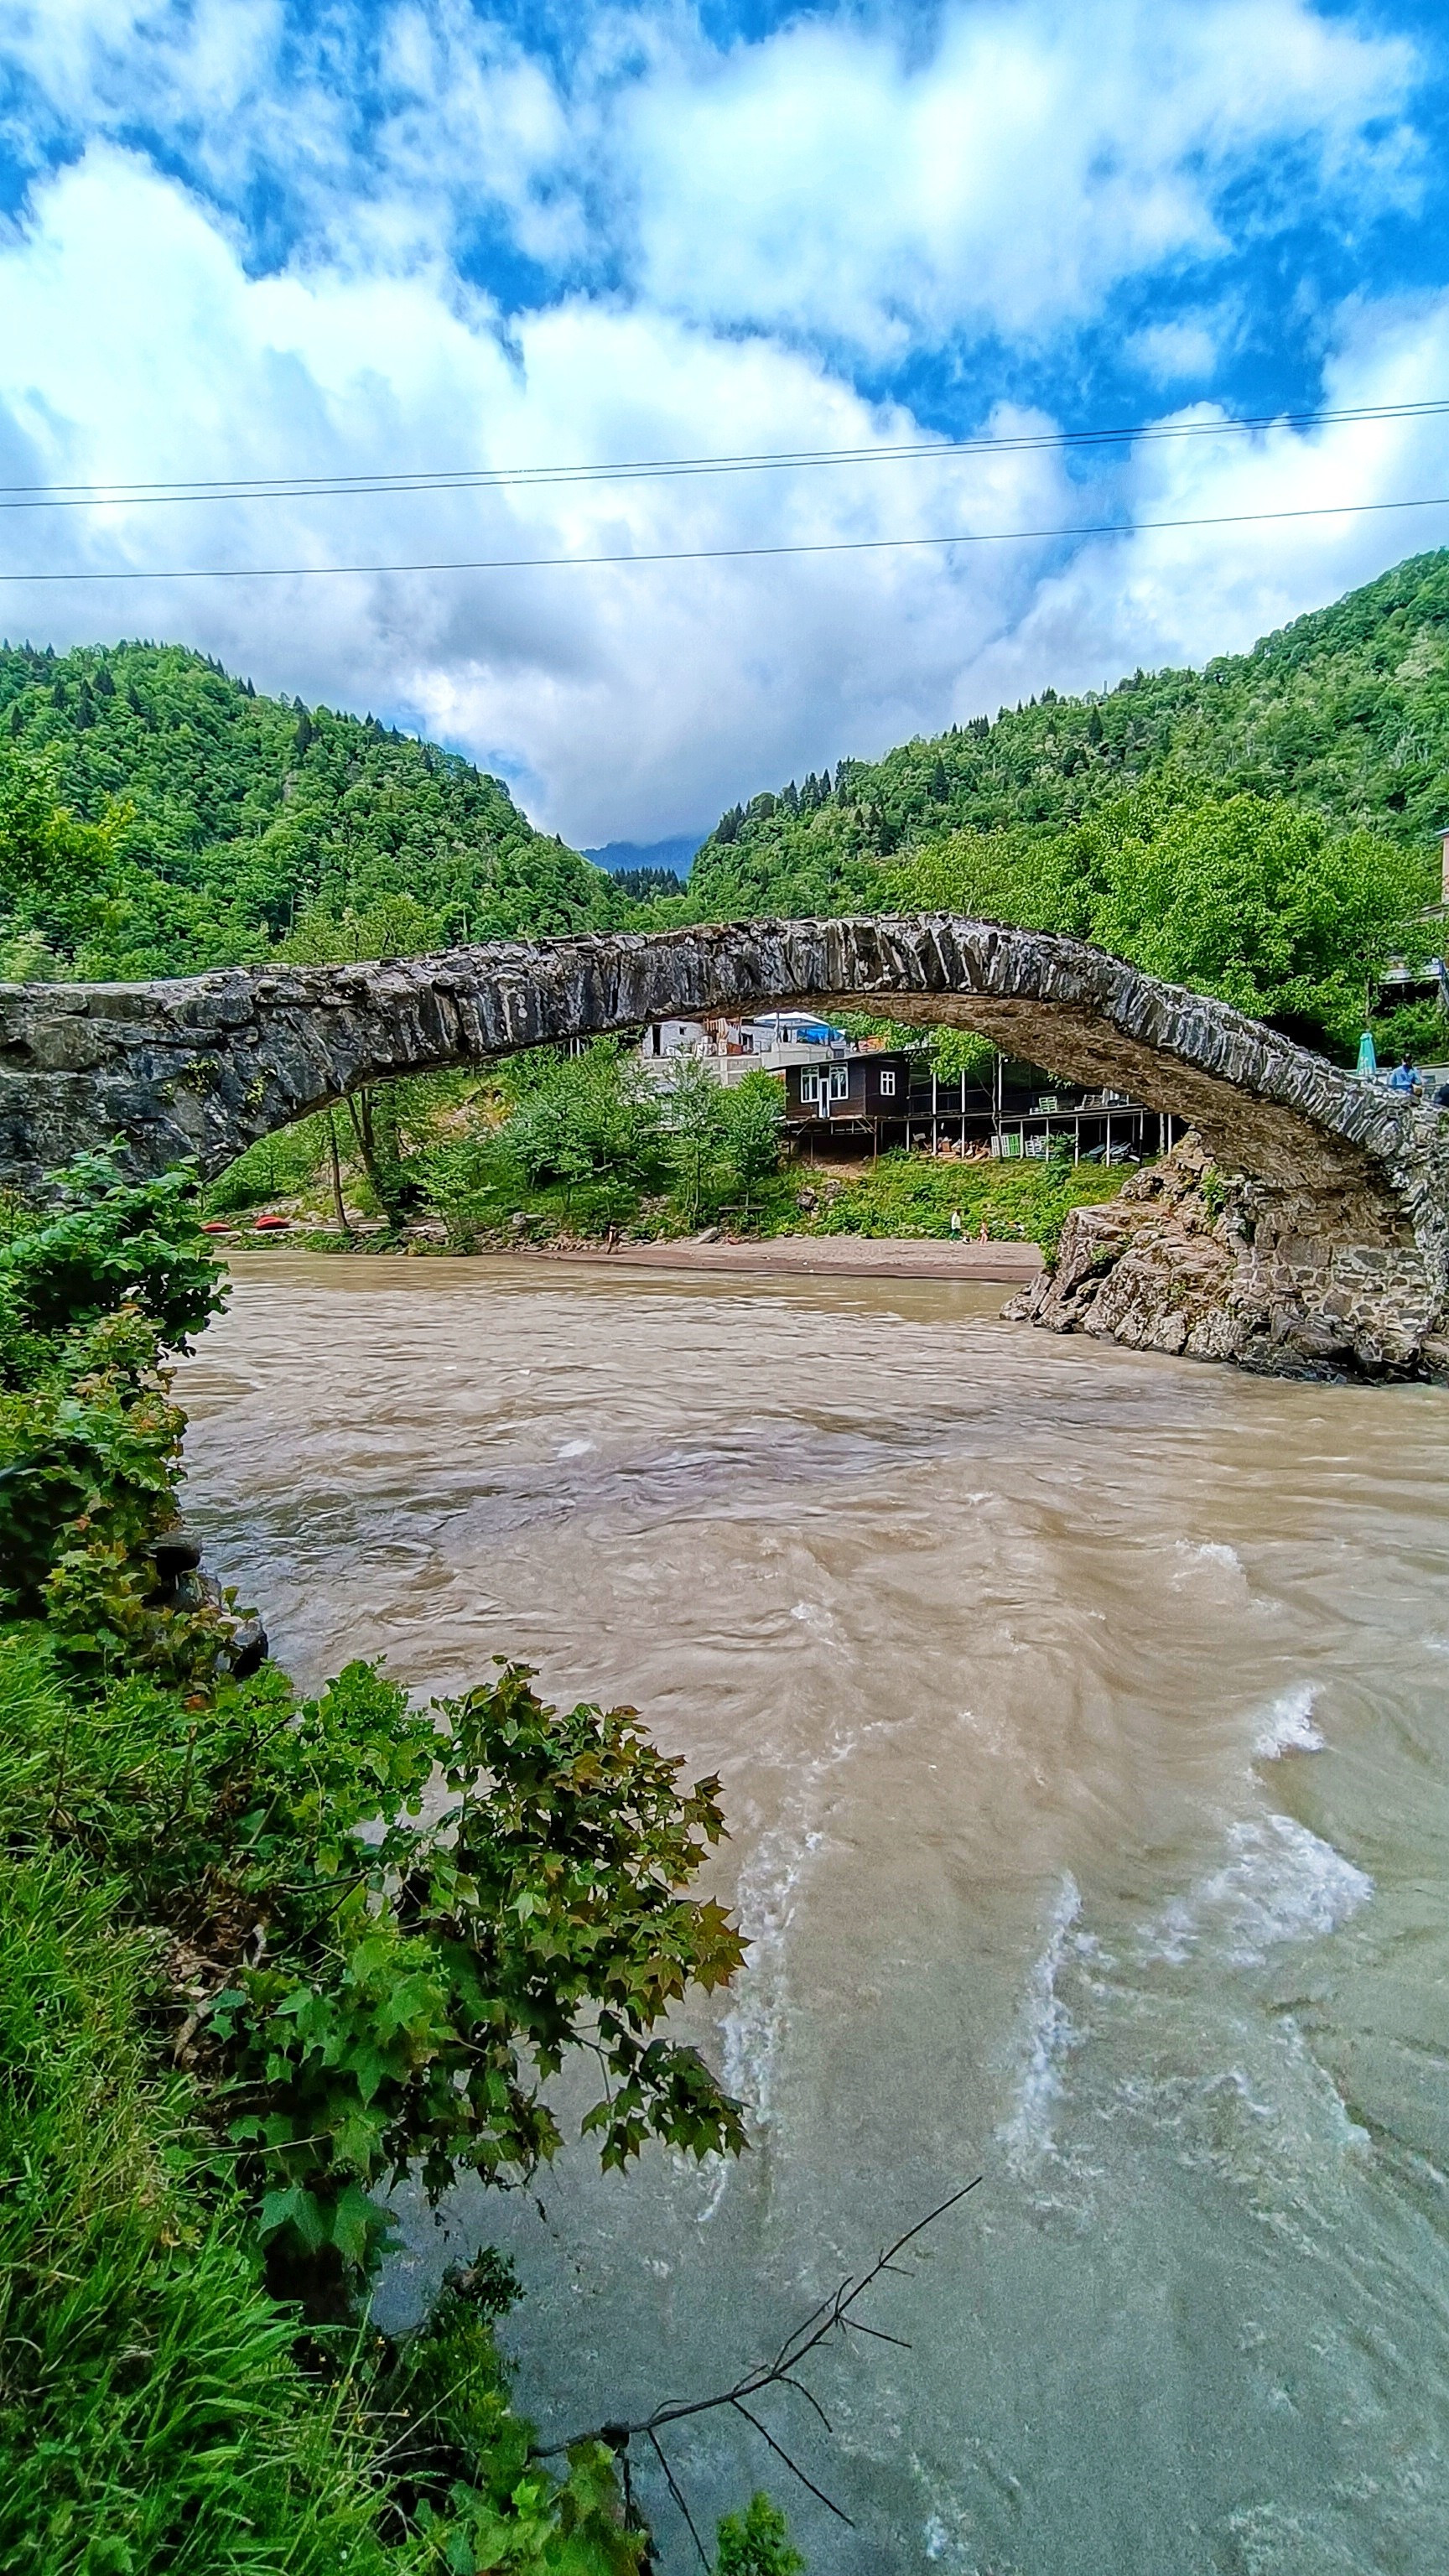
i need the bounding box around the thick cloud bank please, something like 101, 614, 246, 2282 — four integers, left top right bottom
2, 2, 1446, 843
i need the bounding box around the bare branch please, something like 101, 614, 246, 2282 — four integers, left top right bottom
534, 2176, 979, 2462
774, 2371, 834, 2434
730, 2397, 854, 2527
648, 2428, 708, 2568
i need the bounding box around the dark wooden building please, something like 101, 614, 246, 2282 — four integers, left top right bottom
783, 1049, 1176, 1163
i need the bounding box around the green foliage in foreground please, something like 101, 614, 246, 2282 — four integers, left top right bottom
0, 1836, 392, 2576
0, 1154, 231, 1676
0, 1156, 802, 2573
0, 1820, 657, 2573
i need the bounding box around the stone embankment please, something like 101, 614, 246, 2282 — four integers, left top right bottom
1006, 1135, 1449, 1380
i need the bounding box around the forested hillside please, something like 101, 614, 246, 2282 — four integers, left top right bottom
0, 640, 626, 979
688, 548, 1449, 919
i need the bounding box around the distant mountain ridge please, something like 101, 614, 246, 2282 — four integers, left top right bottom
584, 834, 706, 880
688, 550, 1449, 922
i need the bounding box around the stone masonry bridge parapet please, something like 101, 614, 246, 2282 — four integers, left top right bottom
3, 916, 1448, 1377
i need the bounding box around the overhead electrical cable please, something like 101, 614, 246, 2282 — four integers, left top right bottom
2, 489, 1448, 585
2, 396, 1448, 509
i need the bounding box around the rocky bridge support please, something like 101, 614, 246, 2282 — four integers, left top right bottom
3, 915, 1448, 1379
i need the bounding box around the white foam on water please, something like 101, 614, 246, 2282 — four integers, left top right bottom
555, 1437, 595, 1458
1172, 1539, 1245, 1586
1145, 1815, 1372, 1969
694, 1815, 823, 2224
699, 1717, 902, 2220
1253, 1682, 1326, 1761
998, 1874, 1083, 2171
718, 1820, 823, 2122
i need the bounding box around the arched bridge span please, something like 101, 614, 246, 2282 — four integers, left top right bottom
3, 917, 1447, 1371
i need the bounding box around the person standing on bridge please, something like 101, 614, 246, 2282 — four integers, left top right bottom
1387, 1057, 1420, 1099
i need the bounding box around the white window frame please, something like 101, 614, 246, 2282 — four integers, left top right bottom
879, 1068, 896, 1098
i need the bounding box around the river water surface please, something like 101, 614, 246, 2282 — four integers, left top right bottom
179, 1254, 1449, 2574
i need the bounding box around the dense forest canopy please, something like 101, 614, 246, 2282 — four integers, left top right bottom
3, 551, 1448, 1062
0, 640, 631, 979
688, 548, 1449, 921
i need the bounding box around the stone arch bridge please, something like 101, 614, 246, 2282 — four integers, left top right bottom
3, 916, 1446, 1377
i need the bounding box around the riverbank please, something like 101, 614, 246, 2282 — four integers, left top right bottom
516, 1233, 1043, 1283
212, 1227, 1044, 1284
206, 1141, 1122, 1266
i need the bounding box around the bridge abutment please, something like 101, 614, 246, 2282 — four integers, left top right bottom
1007, 1135, 1449, 1379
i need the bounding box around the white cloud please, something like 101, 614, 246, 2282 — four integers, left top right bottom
0, 7, 1443, 843
621, 0, 1415, 355
1129, 315, 1229, 386
3, 3, 1420, 348
958, 298, 1449, 714
0, 151, 1086, 838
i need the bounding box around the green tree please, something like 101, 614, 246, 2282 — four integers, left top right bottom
0, 736, 118, 901
893, 786, 1431, 1054
720, 1069, 785, 1218
665, 1054, 727, 1228
281, 896, 447, 1218
501, 1042, 664, 1217
685, 548, 1449, 925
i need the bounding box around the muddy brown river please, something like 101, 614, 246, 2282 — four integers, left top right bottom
178, 1252, 1449, 2574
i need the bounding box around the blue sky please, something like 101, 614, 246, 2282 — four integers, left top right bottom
3, 0, 1449, 844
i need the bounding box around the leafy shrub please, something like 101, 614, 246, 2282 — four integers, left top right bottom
0, 1154, 231, 1675
0, 1148, 748, 2568
501, 1044, 664, 1198
713, 2492, 805, 2574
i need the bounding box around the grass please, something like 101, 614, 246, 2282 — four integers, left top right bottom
0, 1831, 392, 2576
802, 1150, 1127, 1254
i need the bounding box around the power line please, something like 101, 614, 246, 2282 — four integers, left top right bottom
0, 488, 1446, 586
2, 396, 1448, 510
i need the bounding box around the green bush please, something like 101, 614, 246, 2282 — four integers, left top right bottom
713, 2492, 805, 2575
0, 1151, 753, 2572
